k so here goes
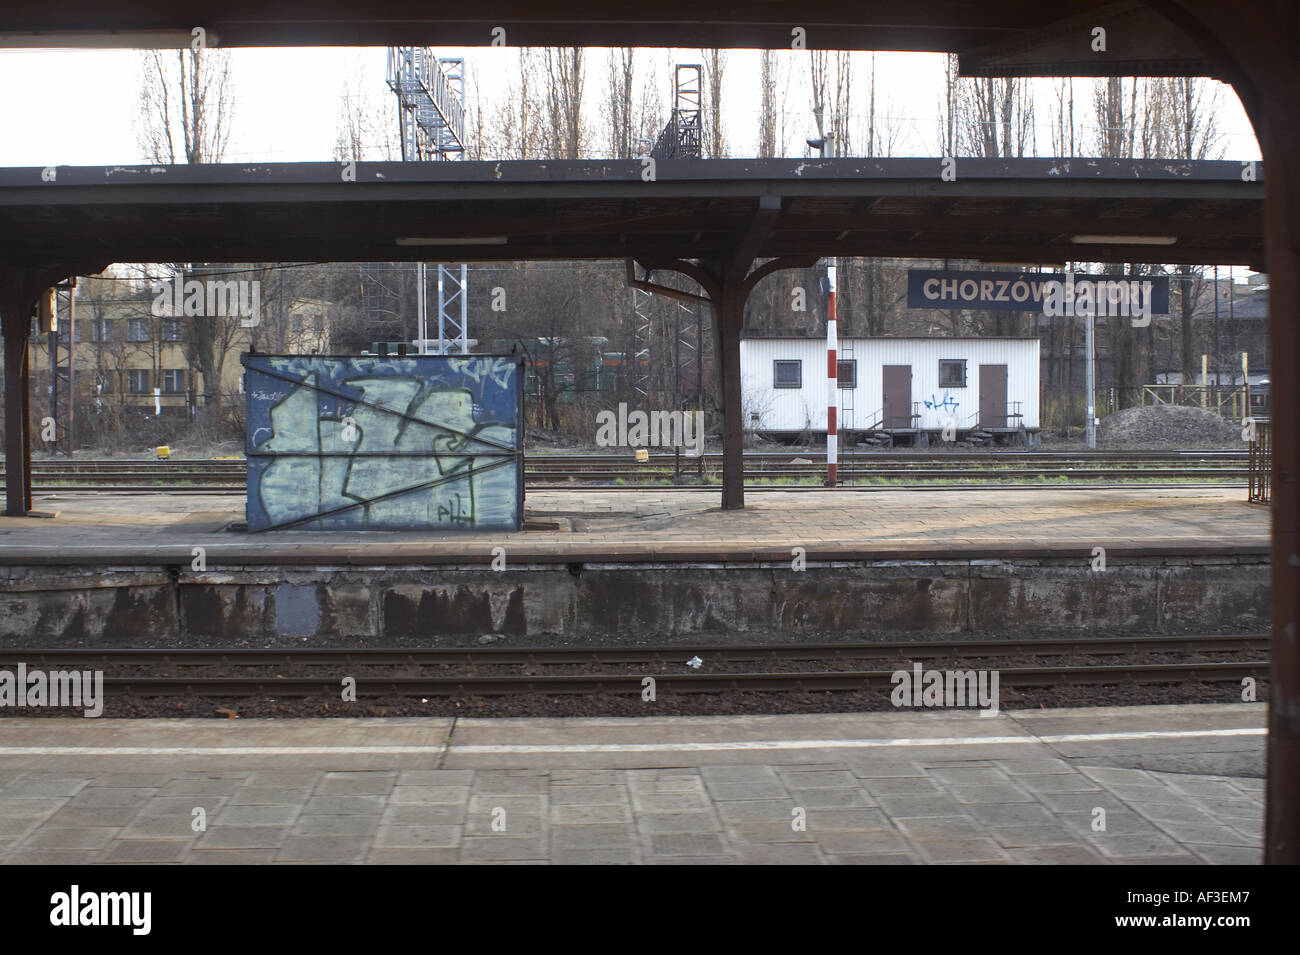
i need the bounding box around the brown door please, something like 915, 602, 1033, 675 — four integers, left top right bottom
882, 365, 912, 428
979, 364, 1007, 429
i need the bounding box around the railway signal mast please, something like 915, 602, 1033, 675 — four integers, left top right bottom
823, 266, 838, 486
386, 48, 469, 355
808, 101, 840, 486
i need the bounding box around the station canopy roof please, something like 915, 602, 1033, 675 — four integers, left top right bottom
0, 158, 1265, 271
0, 1, 1223, 80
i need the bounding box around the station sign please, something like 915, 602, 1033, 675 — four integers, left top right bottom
907, 269, 1169, 314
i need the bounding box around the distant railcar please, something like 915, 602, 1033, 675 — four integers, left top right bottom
1248, 380, 1270, 418
740, 336, 1041, 445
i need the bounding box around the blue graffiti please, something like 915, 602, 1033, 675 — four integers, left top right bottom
923, 393, 960, 413
242, 355, 521, 532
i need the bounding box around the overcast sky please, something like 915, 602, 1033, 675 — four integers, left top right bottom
0, 46, 1262, 166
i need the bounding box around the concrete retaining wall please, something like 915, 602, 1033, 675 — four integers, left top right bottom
0, 555, 1270, 645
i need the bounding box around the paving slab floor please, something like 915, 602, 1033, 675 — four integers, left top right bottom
0, 703, 1265, 865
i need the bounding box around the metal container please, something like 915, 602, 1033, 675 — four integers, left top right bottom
242, 354, 523, 532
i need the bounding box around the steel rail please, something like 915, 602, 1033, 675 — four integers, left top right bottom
0, 633, 1269, 669
80, 661, 1265, 697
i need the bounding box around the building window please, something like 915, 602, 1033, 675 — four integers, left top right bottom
127, 317, 150, 342
92, 318, 112, 342
774, 360, 802, 389
162, 318, 183, 342
939, 359, 967, 388
128, 370, 151, 394
837, 359, 857, 389
162, 369, 186, 394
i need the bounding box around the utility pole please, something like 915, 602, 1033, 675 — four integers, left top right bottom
1085, 279, 1096, 449
1229, 266, 1237, 412
278, 266, 284, 352
64, 281, 75, 456
46, 281, 79, 455
417, 262, 427, 353
1213, 265, 1221, 405
44, 291, 57, 457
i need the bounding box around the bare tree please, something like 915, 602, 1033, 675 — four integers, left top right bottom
595, 48, 665, 161
810, 50, 829, 152
1092, 77, 1143, 408
1093, 76, 1140, 159
478, 50, 547, 160
1167, 77, 1223, 160
832, 52, 853, 155
852, 53, 905, 338
960, 77, 1035, 158
545, 48, 585, 159
1155, 77, 1224, 383
937, 63, 1036, 336
602, 49, 636, 159
136, 48, 242, 442
334, 55, 399, 162
807, 50, 853, 156
758, 52, 791, 158
137, 48, 234, 163
938, 53, 960, 157
703, 50, 727, 158
74, 271, 137, 445
938, 57, 1035, 157
1051, 77, 1080, 158
635, 58, 665, 154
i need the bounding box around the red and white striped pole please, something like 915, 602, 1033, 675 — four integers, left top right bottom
825, 264, 838, 488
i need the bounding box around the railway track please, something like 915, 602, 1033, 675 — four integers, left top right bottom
3, 633, 1267, 698
2, 449, 1251, 490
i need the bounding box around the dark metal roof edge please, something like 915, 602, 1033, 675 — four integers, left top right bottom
0, 157, 1266, 190
0, 544, 1270, 568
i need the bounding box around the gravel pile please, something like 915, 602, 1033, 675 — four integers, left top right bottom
1097, 404, 1243, 449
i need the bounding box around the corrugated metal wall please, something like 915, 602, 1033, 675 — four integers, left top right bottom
740, 338, 1040, 432
243, 354, 523, 532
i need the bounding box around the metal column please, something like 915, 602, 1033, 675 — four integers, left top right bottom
1085, 309, 1096, 449
437, 264, 469, 355
0, 271, 38, 516
388, 47, 470, 354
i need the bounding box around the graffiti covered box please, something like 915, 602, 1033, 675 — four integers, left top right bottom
242, 354, 523, 532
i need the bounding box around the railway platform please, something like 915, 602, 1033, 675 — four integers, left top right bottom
0, 703, 1264, 864
0, 486, 1269, 642
0, 485, 1267, 561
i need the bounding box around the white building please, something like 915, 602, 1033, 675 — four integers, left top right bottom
741, 337, 1040, 439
